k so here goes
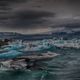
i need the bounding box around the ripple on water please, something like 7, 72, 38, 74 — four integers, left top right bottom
0, 48, 80, 80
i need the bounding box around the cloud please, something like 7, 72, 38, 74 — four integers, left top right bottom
0, 0, 80, 34
0, 0, 27, 5
1, 10, 54, 29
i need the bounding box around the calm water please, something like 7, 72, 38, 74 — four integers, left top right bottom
0, 47, 80, 80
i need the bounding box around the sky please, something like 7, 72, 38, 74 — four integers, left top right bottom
0, 0, 80, 34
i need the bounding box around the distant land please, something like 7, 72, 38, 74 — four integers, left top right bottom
0, 31, 80, 40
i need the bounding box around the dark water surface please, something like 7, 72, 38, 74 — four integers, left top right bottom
0, 48, 80, 80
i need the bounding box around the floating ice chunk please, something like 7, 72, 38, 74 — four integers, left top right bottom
0, 50, 23, 59
3, 43, 26, 51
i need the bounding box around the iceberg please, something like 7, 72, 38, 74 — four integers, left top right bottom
0, 50, 23, 59
3, 44, 26, 51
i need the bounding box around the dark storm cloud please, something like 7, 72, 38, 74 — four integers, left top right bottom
0, 0, 80, 33
64, 23, 80, 29
0, 0, 27, 5
66, 0, 80, 11
67, 0, 80, 4
0, 0, 28, 20
0, 0, 55, 29
2, 10, 54, 29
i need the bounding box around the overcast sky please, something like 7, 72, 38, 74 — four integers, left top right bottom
0, 0, 80, 34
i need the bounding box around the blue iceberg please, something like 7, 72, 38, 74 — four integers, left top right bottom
3, 43, 26, 51
0, 50, 23, 59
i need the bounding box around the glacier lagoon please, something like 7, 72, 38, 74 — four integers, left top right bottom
0, 32, 80, 80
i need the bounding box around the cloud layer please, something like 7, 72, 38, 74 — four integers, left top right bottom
3, 10, 54, 29
0, 0, 80, 33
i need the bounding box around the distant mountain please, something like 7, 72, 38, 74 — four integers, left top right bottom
0, 31, 80, 40
0, 32, 53, 40
0, 32, 22, 39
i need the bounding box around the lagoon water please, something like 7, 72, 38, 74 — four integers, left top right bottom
0, 46, 80, 80
0, 32, 80, 80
